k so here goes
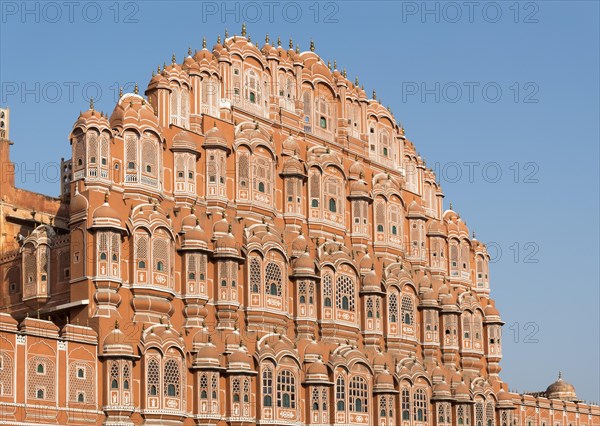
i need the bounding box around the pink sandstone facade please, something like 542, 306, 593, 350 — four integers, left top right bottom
0, 28, 598, 426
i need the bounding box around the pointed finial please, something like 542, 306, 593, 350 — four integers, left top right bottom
265, 33, 269, 44
225, 28, 229, 38
333, 60, 337, 70
449, 202, 453, 210
248, 34, 251, 42
202, 36, 207, 49
162, 62, 166, 71
472, 231, 476, 239
295, 44, 300, 54
327, 61, 331, 70
277, 36, 281, 46
104, 193, 109, 203
372, 90, 377, 100
241, 23, 247, 37
217, 34, 221, 44
188, 46, 192, 56
89, 97, 94, 110
172, 53, 176, 64
310, 39, 315, 51
114, 320, 119, 329
134, 83, 139, 95
228, 224, 232, 233
361, 84, 364, 90
342, 68, 347, 78
558, 371, 562, 380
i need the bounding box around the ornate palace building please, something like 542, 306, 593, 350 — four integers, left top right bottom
0, 28, 598, 426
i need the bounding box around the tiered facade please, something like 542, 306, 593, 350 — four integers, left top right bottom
0, 29, 598, 426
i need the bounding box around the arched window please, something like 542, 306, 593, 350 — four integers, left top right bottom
389, 292, 398, 323
249, 257, 261, 294
349, 376, 368, 413
475, 401, 484, 426
336, 274, 355, 311
276, 370, 295, 408
336, 376, 346, 411
265, 262, 282, 297
401, 387, 410, 420
262, 367, 273, 407
147, 358, 160, 397
401, 295, 414, 325
200, 374, 208, 399
37, 363, 44, 374
329, 198, 337, 213
323, 274, 333, 308
232, 378, 241, 402
413, 388, 427, 421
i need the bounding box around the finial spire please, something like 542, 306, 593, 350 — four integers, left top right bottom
104, 193, 109, 203
449, 202, 453, 210
355, 76, 359, 85
372, 89, 377, 100
277, 36, 281, 46
114, 320, 119, 329
89, 97, 94, 110
295, 44, 299, 54
217, 34, 221, 44
327, 61, 331, 70
289, 37, 293, 49
134, 83, 139, 95
558, 371, 562, 379
188, 46, 192, 56
241, 23, 247, 37
310, 39, 315, 51
342, 68, 347, 78
172, 53, 176, 64
333, 60, 337, 70
202, 37, 206, 49
265, 33, 269, 44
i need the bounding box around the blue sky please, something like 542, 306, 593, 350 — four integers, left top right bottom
1, 1, 598, 401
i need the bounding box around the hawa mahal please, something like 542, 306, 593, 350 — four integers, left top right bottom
0, 26, 597, 426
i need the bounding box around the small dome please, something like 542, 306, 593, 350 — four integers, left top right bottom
359, 253, 373, 271
197, 343, 221, 362
350, 179, 370, 195
545, 373, 578, 401
433, 381, 451, 396
307, 361, 328, 377
91, 198, 125, 230
291, 233, 307, 253
375, 370, 395, 387
407, 201, 426, 218
427, 220, 447, 236
282, 135, 300, 154
497, 390, 513, 402
454, 382, 471, 400
349, 160, 364, 179
282, 158, 304, 176
228, 349, 252, 370
293, 252, 314, 275
70, 190, 87, 214
181, 211, 199, 230
93, 202, 119, 220
304, 340, 321, 359
204, 124, 228, 148
173, 130, 199, 152
484, 303, 500, 317
213, 217, 229, 235
362, 269, 380, 290
102, 327, 134, 357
